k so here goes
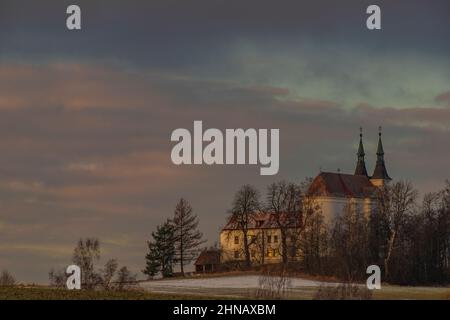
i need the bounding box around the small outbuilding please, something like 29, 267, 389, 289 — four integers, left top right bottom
194, 249, 220, 273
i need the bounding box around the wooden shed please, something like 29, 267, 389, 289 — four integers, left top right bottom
194, 249, 220, 273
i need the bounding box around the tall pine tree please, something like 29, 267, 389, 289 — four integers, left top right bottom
172, 198, 205, 276
143, 220, 176, 278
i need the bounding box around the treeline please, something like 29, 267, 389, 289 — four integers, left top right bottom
0, 270, 16, 287
226, 180, 450, 285
143, 198, 205, 277
45, 198, 206, 288
305, 180, 450, 285
49, 238, 137, 290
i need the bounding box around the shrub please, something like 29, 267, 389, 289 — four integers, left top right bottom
313, 283, 372, 300
0, 270, 16, 286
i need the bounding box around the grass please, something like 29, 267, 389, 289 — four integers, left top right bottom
291, 285, 450, 300
0, 286, 220, 300
2, 276, 449, 300
372, 285, 450, 300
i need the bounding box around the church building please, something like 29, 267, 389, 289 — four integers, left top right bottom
307, 127, 391, 222
219, 128, 392, 265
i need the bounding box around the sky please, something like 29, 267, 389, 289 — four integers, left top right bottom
1, 0, 450, 283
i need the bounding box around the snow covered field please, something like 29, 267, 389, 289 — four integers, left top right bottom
139, 274, 340, 298
140, 275, 328, 290
139, 275, 450, 299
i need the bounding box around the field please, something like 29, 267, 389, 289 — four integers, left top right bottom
0, 287, 215, 300
1, 274, 449, 300
140, 275, 450, 300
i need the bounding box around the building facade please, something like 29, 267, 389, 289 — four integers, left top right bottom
220, 214, 296, 265
220, 128, 392, 264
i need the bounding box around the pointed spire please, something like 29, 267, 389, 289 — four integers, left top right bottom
371, 126, 391, 180
357, 127, 365, 158
376, 126, 384, 155
354, 127, 369, 176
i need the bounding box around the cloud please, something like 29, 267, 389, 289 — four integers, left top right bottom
1, 0, 450, 284
435, 90, 450, 105
1, 59, 450, 284
0, 63, 175, 110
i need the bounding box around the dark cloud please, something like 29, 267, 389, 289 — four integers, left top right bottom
1, 0, 449, 69
1, 1, 450, 283
1, 62, 450, 283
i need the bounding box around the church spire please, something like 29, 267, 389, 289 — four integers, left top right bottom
354, 127, 368, 176
371, 126, 391, 183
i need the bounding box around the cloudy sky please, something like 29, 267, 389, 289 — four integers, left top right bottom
1, 0, 450, 283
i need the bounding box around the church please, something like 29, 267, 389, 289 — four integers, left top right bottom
219, 128, 392, 265
307, 127, 391, 222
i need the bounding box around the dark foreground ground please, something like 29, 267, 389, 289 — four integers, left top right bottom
1, 284, 450, 300
0, 287, 216, 300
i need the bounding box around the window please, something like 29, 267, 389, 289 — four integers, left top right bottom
234, 251, 240, 259
267, 235, 272, 244
274, 235, 278, 243
234, 236, 239, 245
267, 248, 277, 257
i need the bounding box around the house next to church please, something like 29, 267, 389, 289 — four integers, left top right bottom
219, 128, 392, 265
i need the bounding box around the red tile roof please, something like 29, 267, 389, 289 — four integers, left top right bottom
307, 172, 376, 198
194, 249, 220, 266
222, 212, 301, 231
221, 172, 375, 232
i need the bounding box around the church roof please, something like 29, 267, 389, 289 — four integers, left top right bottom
354, 128, 369, 177
307, 172, 376, 198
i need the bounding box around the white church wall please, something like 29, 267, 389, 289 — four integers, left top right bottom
314, 196, 373, 225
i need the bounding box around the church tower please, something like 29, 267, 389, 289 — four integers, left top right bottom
354, 127, 368, 177
370, 127, 391, 187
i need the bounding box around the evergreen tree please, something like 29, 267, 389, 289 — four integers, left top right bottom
143, 221, 176, 278
143, 242, 161, 277
172, 198, 205, 275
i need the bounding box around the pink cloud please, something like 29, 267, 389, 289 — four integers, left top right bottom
435, 90, 450, 105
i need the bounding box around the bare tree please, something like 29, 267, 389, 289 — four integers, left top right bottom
0, 270, 16, 286
48, 268, 67, 288
331, 204, 370, 280
376, 181, 418, 279
116, 266, 137, 291
72, 238, 101, 289
229, 184, 261, 268
172, 198, 206, 276
255, 268, 292, 299
101, 259, 119, 290
313, 283, 372, 300
300, 206, 328, 274
416, 184, 450, 283
291, 178, 321, 260
266, 181, 302, 265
